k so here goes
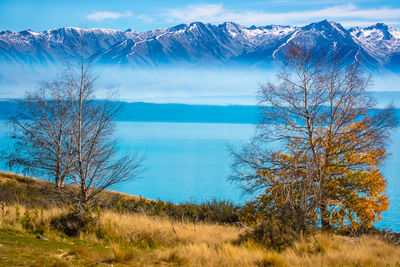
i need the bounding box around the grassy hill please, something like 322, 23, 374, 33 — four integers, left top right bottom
1, 172, 400, 266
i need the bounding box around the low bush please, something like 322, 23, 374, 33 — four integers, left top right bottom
239, 216, 299, 252
238, 201, 317, 251
50, 211, 97, 236
110, 197, 242, 224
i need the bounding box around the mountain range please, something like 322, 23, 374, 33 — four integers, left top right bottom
1, 20, 400, 70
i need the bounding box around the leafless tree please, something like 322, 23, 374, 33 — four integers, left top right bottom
6, 79, 75, 188
231, 47, 397, 231
6, 36, 143, 209
65, 58, 143, 209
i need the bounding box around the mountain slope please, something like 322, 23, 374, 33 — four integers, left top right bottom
1, 20, 400, 69
350, 23, 400, 68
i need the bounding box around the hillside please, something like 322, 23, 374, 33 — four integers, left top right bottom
1, 172, 400, 266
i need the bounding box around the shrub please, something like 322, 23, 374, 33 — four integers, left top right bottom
238, 200, 317, 251
50, 211, 97, 236
238, 216, 298, 252
197, 200, 240, 223
105, 196, 242, 224
15, 204, 21, 223
21, 209, 36, 230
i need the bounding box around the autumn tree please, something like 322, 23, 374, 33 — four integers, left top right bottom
231, 47, 396, 231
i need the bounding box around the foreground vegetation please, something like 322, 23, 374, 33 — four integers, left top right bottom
1, 172, 400, 266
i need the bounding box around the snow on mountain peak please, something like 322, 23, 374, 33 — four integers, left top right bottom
390, 28, 400, 40
302, 20, 347, 38
220, 22, 243, 38
350, 23, 400, 63
1, 21, 400, 69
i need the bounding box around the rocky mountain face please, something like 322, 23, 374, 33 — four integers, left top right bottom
1, 20, 400, 69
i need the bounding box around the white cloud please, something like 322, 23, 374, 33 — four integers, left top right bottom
165, 4, 225, 23
87, 11, 133, 22
163, 4, 400, 27
340, 20, 400, 28
137, 14, 155, 23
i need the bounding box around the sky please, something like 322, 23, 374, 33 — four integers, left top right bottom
1, 0, 400, 32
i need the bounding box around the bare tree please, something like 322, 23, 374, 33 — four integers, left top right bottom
231, 47, 397, 231
6, 36, 143, 209
65, 58, 143, 209
6, 79, 75, 188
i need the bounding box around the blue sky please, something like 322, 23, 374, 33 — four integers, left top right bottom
1, 0, 400, 32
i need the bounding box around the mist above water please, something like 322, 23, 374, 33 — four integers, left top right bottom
0, 63, 399, 106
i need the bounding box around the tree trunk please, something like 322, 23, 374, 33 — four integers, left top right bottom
320, 201, 330, 231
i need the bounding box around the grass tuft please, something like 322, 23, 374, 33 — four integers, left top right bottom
110, 246, 135, 263
67, 246, 90, 258
161, 250, 189, 265
257, 252, 286, 267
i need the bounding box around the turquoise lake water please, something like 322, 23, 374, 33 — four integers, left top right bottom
0, 121, 399, 231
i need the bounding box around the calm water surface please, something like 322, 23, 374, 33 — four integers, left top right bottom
112, 122, 255, 203
0, 121, 399, 231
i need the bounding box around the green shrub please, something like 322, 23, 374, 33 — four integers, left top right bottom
15, 204, 21, 223
133, 199, 241, 224
21, 209, 36, 230
50, 211, 97, 236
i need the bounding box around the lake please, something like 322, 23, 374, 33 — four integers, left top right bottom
0, 120, 399, 231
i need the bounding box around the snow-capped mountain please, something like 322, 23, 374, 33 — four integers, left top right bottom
1, 20, 400, 69
350, 23, 400, 68
0, 27, 128, 64
97, 22, 244, 66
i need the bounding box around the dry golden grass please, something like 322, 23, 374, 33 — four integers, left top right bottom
282, 233, 400, 266
0, 171, 146, 209
91, 210, 400, 266
97, 210, 243, 246
0, 204, 62, 228
1, 199, 400, 266
67, 246, 90, 258
109, 246, 136, 263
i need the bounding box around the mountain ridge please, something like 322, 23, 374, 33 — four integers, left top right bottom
1, 20, 400, 70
